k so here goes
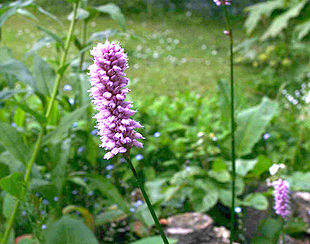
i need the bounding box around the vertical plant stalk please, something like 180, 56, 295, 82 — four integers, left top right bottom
0, 3, 80, 244
79, 19, 88, 71
223, 6, 236, 244
124, 156, 169, 244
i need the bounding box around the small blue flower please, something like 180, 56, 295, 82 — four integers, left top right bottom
78, 147, 84, 153
42, 199, 49, 205
54, 196, 59, 202
91, 129, 97, 135
83, 177, 87, 182
42, 224, 47, 230
35, 192, 40, 197
153, 132, 161, 138
88, 191, 94, 196
22, 211, 27, 216
234, 207, 242, 213
263, 133, 270, 140
68, 98, 75, 105
106, 174, 111, 179
186, 166, 191, 172
11, 122, 17, 128
40, 210, 46, 215
106, 164, 114, 171
120, 158, 126, 163
72, 122, 78, 128
135, 154, 143, 161
72, 190, 78, 195
134, 200, 143, 208
63, 84, 72, 91
130, 208, 135, 213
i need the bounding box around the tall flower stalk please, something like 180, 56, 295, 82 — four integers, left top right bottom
213, 1, 236, 242
0, 2, 80, 244
88, 41, 169, 244
273, 179, 290, 244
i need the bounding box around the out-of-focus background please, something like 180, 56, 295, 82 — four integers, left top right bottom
0, 0, 309, 243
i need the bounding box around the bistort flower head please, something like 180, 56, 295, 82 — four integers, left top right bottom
213, 0, 231, 6
273, 179, 290, 218
89, 41, 144, 160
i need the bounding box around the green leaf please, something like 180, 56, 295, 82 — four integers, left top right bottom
88, 29, 119, 43
36, 6, 62, 25
3, 194, 17, 219
25, 36, 55, 58
0, 58, 35, 88
208, 170, 230, 183
9, 101, 46, 125
235, 159, 258, 177
191, 188, 218, 212
256, 218, 282, 242
287, 171, 310, 192
0, 162, 10, 178
45, 216, 98, 244
63, 205, 94, 231
68, 8, 89, 21
235, 97, 279, 156
16, 8, 37, 21
243, 193, 268, 210
0, 89, 29, 100
262, 0, 308, 40
145, 179, 167, 203
0, 122, 30, 165
51, 139, 71, 193
0, 172, 25, 200
95, 4, 126, 31
130, 236, 177, 244
36, 25, 64, 48
295, 19, 310, 40
284, 218, 308, 235
30, 179, 58, 204
251, 155, 273, 177
95, 209, 126, 226
33, 55, 55, 96
43, 105, 89, 144
87, 174, 129, 213
244, 0, 284, 35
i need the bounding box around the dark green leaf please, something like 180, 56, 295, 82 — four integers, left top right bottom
67, 8, 89, 21
43, 105, 88, 144
235, 97, 279, 156
94, 4, 126, 31
251, 155, 273, 177
130, 236, 177, 244
0, 122, 30, 165
3, 194, 17, 219
243, 193, 268, 210
87, 174, 129, 213
0, 59, 35, 88
33, 55, 55, 96
45, 216, 98, 244
0, 172, 25, 200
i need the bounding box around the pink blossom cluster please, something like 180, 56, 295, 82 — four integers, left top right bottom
273, 179, 291, 218
89, 41, 144, 160
213, 0, 231, 6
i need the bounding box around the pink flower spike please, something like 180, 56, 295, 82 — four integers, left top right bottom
88, 41, 144, 159
213, 0, 231, 6
273, 179, 291, 219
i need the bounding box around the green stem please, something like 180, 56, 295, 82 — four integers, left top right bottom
124, 156, 169, 244
223, 6, 236, 244
79, 19, 88, 71
0, 3, 80, 244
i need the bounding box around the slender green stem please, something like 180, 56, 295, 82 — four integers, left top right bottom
124, 156, 169, 244
0, 3, 80, 244
223, 6, 236, 244
79, 19, 88, 71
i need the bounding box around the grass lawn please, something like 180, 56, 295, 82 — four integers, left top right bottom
2, 11, 257, 98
